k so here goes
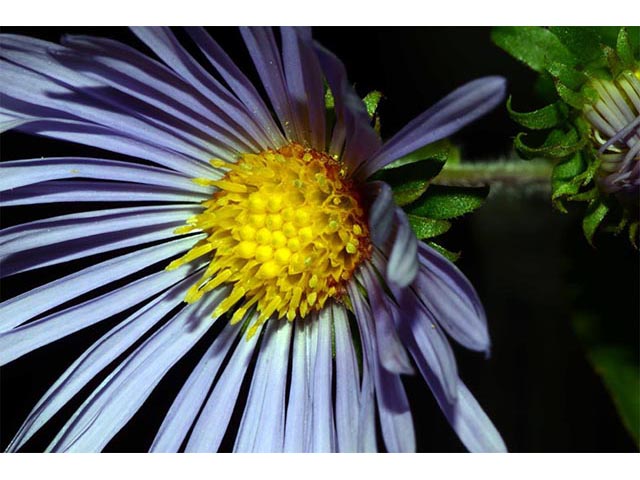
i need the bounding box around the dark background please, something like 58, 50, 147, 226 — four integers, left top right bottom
0, 27, 638, 452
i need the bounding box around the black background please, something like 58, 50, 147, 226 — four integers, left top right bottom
0, 27, 638, 452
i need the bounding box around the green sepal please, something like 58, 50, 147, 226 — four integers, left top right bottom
379, 157, 446, 206
551, 151, 587, 212
583, 198, 610, 245
492, 26, 576, 73
616, 28, 637, 70
426, 241, 460, 263
363, 91, 382, 119
383, 139, 452, 170
546, 61, 588, 90
548, 27, 606, 66
515, 128, 586, 160
555, 81, 586, 109
407, 214, 451, 240
324, 87, 335, 109
507, 97, 568, 130
407, 185, 489, 220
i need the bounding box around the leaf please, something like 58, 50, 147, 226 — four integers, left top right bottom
507, 97, 567, 130
588, 346, 640, 446
406, 215, 451, 240
549, 27, 606, 65
583, 198, 609, 245
492, 27, 576, 73
426, 241, 460, 263
407, 185, 489, 220
573, 313, 640, 447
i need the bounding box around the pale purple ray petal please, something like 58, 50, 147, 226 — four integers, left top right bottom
397, 289, 460, 403
416, 243, 490, 353
2, 224, 183, 278
46, 286, 228, 452
314, 43, 381, 173
415, 356, 506, 452
234, 319, 292, 453
0, 235, 202, 332
346, 281, 378, 453
240, 27, 302, 142
0, 60, 218, 163
311, 308, 336, 452
284, 317, 315, 452
281, 27, 326, 150
332, 303, 360, 453
0, 264, 203, 365
386, 208, 419, 287
375, 363, 416, 453
367, 181, 395, 247
1, 181, 209, 206
57, 34, 264, 154
185, 318, 263, 452
360, 264, 413, 375
5, 273, 197, 452
150, 319, 241, 452
185, 27, 286, 148
129, 27, 275, 152
0, 117, 31, 132
0, 157, 215, 192
351, 276, 415, 452
375, 251, 459, 404
1, 205, 201, 255
3, 117, 215, 177
360, 76, 507, 178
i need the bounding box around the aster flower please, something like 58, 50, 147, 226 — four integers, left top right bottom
0, 27, 506, 453
585, 72, 640, 196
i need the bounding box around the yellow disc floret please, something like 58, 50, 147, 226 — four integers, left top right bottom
167, 143, 371, 337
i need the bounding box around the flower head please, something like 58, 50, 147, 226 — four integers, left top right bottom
0, 27, 506, 452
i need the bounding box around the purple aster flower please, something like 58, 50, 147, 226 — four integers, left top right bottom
584, 73, 640, 197
0, 27, 506, 453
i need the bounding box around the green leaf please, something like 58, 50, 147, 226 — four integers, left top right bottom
362, 91, 382, 119
589, 346, 640, 446
549, 27, 606, 65
407, 215, 451, 240
492, 27, 576, 73
407, 185, 489, 220
583, 198, 609, 245
507, 97, 567, 130
573, 312, 640, 447
426, 241, 460, 262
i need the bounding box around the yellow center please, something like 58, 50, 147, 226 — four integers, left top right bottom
167, 143, 371, 337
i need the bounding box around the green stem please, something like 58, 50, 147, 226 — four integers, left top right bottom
432, 159, 553, 189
